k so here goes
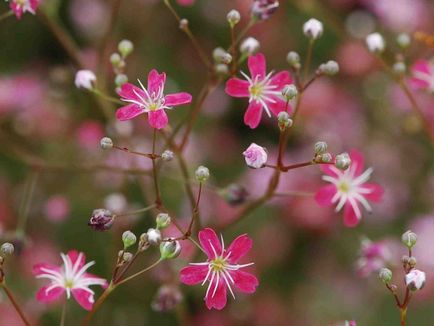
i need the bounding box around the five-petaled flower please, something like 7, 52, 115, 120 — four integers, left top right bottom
33, 250, 108, 310
410, 59, 434, 92
315, 150, 383, 227
180, 228, 258, 310
116, 69, 192, 129
225, 53, 292, 129
10, 0, 39, 19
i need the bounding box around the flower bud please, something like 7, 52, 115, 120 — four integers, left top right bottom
147, 228, 162, 246
138, 233, 150, 251
110, 53, 122, 67
314, 141, 328, 155
366, 33, 385, 53
402, 230, 417, 249
160, 240, 181, 260
251, 0, 279, 21
221, 183, 249, 206
335, 152, 351, 170
215, 64, 229, 76
151, 285, 183, 312
118, 39, 134, 58
122, 230, 137, 249
195, 166, 210, 182
0, 243, 14, 256
88, 208, 114, 231
396, 33, 410, 49
156, 213, 171, 229
240, 37, 260, 55
75, 70, 96, 90
179, 19, 189, 30
303, 18, 323, 40
122, 252, 133, 263
161, 150, 174, 162
213, 47, 232, 64
319, 152, 332, 163
227, 10, 241, 27
100, 137, 114, 150
318, 60, 339, 75
402, 255, 410, 264
243, 143, 268, 168
281, 84, 298, 100
408, 257, 417, 268
378, 267, 392, 283
277, 111, 293, 131
393, 62, 406, 76
115, 74, 128, 87
405, 269, 426, 291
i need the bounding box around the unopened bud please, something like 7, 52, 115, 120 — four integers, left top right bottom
75, 70, 96, 90
110, 53, 122, 67
179, 19, 189, 30
147, 228, 162, 246
277, 111, 293, 131
393, 62, 406, 76
0, 243, 14, 256
402, 230, 417, 249
227, 10, 241, 27
314, 141, 328, 155
161, 150, 174, 162
156, 213, 171, 229
122, 252, 133, 263
215, 64, 229, 76
286, 51, 300, 69
122, 230, 137, 249
240, 37, 260, 55
379, 267, 392, 283
221, 184, 249, 206
213, 47, 232, 64
366, 33, 385, 53
281, 84, 298, 100
335, 152, 351, 170
303, 18, 323, 40
396, 33, 411, 49
139, 233, 150, 251
100, 137, 114, 150
251, 0, 279, 21
405, 269, 426, 291
402, 255, 410, 264
195, 166, 210, 182
151, 285, 183, 312
160, 240, 181, 260
319, 153, 332, 163
89, 208, 115, 231
408, 257, 417, 268
318, 60, 339, 75
115, 74, 128, 87
118, 39, 134, 58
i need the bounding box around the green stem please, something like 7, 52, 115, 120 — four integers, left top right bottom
91, 89, 123, 105
116, 204, 157, 217
115, 258, 163, 286
303, 39, 314, 82
0, 284, 31, 326
151, 129, 162, 207
400, 307, 407, 326
81, 284, 115, 326
60, 301, 67, 326
16, 171, 39, 239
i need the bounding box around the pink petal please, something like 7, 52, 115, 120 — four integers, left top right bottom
30, 0, 39, 11
267, 96, 291, 116
225, 78, 250, 97
410, 78, 430, 89
361, 183, 383, 202
230, 270, 259, 294
412, 59, 431, 74
33, 263, 61, 276
10, 3, 23, 19
84, 273, 109, 289
198, 228, 222, 259
179, 265, 209, 285
205, 279, 227, 310
165, 92, 192, 106
343, 202, 360, 227
147, 69, 166, 95
72, 289, 94, 311
320, 162, 340, 177
270, 71, 292, 89
67, 250, 85, 270
36, 286, 65, 303
248, 53, 266, 79
349, 149, 365, 176
148, 110, 168, 129
315, 185, 337, 207
116, 104, 144, 121
117, 83, 146, 102
244, 101, 262, 129
226, 234, 252, 264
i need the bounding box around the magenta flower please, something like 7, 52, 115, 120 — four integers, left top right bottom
116, 69, 192, 129
33, 250, 108, 310
225, 53, 292, 129
410, 59, 434, 92
180, 228, 258, 310
10, 0, 39, 19
315, 150, 383, 227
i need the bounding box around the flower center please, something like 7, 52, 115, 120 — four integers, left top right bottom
64, 279, 74, 289
210, 257, 227, 272
249, 83, 263, 98
338, 181, 351, 193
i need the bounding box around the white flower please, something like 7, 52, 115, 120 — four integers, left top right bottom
303, 18, 323, 40
366, 33, 385, 53
405, 269, 426, 291
243, 143, 268, 169
75, 70, 96, 90
240, 37, 260, 55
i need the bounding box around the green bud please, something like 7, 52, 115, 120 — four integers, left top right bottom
0, 243, 14, 256
379, 267, 392, 284
110, 53, 122, 67
156, 213, 171, 229
115, 74, 128, 87
160, 241, 181, 260
122, 230, 137, 249
335, 152, 351, 170
195, 166, 210, 182
314, 141, 328, 155
227, 10, 241, 27
277, 111, 293, 131
281, 84, 298, 100
396, 33, 411, 49
100, 137, 113, 150
118, 39, 134, 58
402, 230, 417, 249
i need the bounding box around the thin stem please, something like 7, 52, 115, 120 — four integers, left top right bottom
115, 258, 163, 286
113, 251, 141, 284
113, 145, 160, 159
185, 182, 202, 237
230, 26, 237, 75
151, 129, 162, 207
91, 89, 124, 105
16, 171, 39, 238
400, 307, 407, 326
0, 284, 31, 326
116, 204, 157, 217
227, 19, 256, 52
303, 39, 314, 81
281, 161, 315, 172
302, 73, 321, 92
273, 191, 315, 197
0, 10, 13, 22
60, 301, 67, 326
81, 284, 115, 326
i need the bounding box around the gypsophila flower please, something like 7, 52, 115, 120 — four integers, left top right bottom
180, 228, 258, 310
147, 228, 162, 246
100, 137, 113, 150
75, 70, 96, 90
10, 0, 39, 19
240, 37, 260, 55
303, 18, 323, 40
225, 53, 293, 128
251, 0, 279, 21
315, 150, 383, 227
356, 238, 390, 277
366, 33, 385, 53
88, 208, 114, 231
405, 269, 426, 291
410, 59, 434, 92
33, 250, 108, 310
116, 70, 192, 129
243, 143, 268, 168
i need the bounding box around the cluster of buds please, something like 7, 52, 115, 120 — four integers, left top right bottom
0, 242, 15, 283
317, 60, 339, 76
313, 141, 332, 163
213, 47, 232, 76
111, 39, 134, 88
277, 111, 293, 131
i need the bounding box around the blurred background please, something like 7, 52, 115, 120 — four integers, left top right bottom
0, 0, 434, 325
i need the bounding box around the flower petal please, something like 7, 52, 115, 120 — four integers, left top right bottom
225, 78, 250, 97
83, 273, 109, 288
315, 184, 337, 207
165, 92, 192, 106
320, 162, 340, 177
179, 265, 209, 285
198, 228, 222, 259
72, 289, 94, 311
117, 83, 146, 102
67, 250, 85, 270
147, 69, 166, 95
148, 110, 168, 129
205, 279, 227, 310
267, 96, 291, 116
349, 149, 365, 176
116, 104, 144, 121
343, 202, 360, 227
226, 234, 252, 264
36, 286, 65, 303
230, 270, 258, 294
248, 53, 266, 79
270, 71, 292, 89
360, 183, 383, 202
33, 263, 61, 276
244, 101, 262, 129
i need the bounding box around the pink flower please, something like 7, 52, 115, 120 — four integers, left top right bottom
345, 321, 357, 326
225, 53, 292, 129
10, 0, 39, 19
410, 59, 434, 92
176, 0, 194, 6
405, 269, 426, 291
75, 70, 96, 90
180, 228, 258, 310
116, 69, 192, 129
356, 238, 390, 277
315, 150, 383, 227
243, 143, 268, 168
33, 250, 108, 310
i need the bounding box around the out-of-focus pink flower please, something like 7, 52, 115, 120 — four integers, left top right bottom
180, 228, 258, 310
251, 0, 279, 21
225, 53, 292, 129
33, 250, 108, 310
243, 143, 268, 168
74, 70, 96, 90
44, 195, 70, 222
10, 0, 39, 19
315, 150, 383, 227
176, 0, 194, 6
116, 70, 192, 129
346, 321, 357, 326
75, 120, 104, 150
410, 59, 434, 92
355, 238, 390, 277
